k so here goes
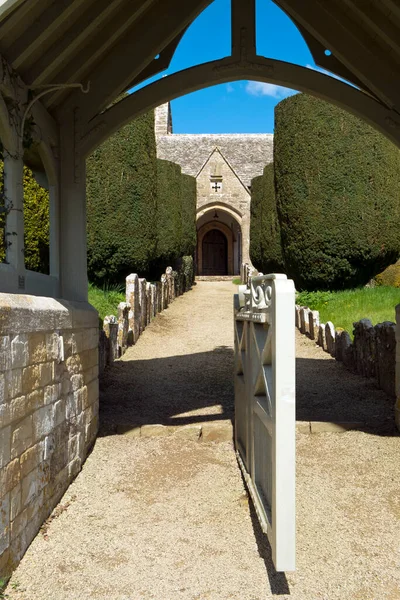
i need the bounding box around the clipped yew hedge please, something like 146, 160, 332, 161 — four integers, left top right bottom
86, 111, 158, 283
87, 111, 197, 284
156, 159, 183, 266
181, 173, 197, 257
250, 164, 284, 274
274, 94, 400, 290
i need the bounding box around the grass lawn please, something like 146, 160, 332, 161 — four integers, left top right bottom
88, 283, 125, 323
296, 287, 400, 335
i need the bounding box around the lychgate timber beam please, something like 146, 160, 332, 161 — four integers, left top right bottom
43, 0, 153, 110
61, 0, 214, 123
7, 0, 92, 70
275, 0, 400, 109
81, 56, 400, 157
27, 0, 126, 87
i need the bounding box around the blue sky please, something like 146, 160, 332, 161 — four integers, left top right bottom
132, 0, 331, 133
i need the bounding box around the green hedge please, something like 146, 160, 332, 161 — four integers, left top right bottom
274, 93, 400, 290
250, 164, 284, 274
156, 159, 183, 266
181, 173, 197, 257
86, 111, 158, 284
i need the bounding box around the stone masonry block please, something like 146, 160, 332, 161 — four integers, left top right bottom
28, 333, 47, 364
5, 369, 22, 401
44, 384, 61, 405
2, 458, 21, 495
0, 336, 11, 371
0, 373, 4, 403
10, 335, 29, 369
22, 363, 52, 395
20, 443, 44, 479
0, 401, 11, 429
32, 405, 54, 442
54, 398, 67, 427
11, 416, 33, 459
45, 332, 61, 361
0, 425, 11, 469
10, 508, 27, 540
10, 483, 21, 521
10, 390, 43, 424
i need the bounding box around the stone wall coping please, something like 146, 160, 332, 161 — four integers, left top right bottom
0, 293, 98, 334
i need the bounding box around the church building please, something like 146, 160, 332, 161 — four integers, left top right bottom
155, 103, 273, 276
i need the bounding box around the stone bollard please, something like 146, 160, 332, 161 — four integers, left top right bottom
300, 308, 310, 335
151, 284, 157, 318
103, 315, 118, 363
295, 305, 301, 329
353, 319, 376, 378
317, 324, 326, 350
395, 305, 400, 430
139, 278, 147, 333
117, 302, 130, 356
146, 282, 151, 325
375, 321, 396, 397
126, 273, 140, 344
308, 310, 320, 340
335, 330, 350, 362
161, 274, 167, 309
325, 321, 336, 357
156, 281, 162, 314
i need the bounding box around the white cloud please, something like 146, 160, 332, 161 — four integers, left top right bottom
226, 83, 234, 93
245, 81, 297, 99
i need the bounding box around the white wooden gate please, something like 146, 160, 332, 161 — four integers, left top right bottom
234, 273, 296, 572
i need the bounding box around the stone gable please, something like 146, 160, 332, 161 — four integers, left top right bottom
155, 103, 273, 187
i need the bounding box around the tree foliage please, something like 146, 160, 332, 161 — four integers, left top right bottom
23, 166, 49, 273
249, 164, 284, 274
274, 94, 400, 290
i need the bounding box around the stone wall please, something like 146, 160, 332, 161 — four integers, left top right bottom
0, 294, 98, 576
99, 260, 194, 374
295, 304, 398, 398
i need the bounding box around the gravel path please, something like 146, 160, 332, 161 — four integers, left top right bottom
5, 281, 400, 600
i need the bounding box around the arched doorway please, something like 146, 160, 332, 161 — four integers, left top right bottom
202, 228, 228, 275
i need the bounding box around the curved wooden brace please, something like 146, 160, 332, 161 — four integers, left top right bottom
81, 55, 400, 156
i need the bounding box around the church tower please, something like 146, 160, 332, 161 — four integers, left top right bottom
154, 102, 173, 136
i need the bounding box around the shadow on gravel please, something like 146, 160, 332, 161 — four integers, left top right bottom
296, 357, 398, 436
98, 346, 234, 436
98, 345, 398, 437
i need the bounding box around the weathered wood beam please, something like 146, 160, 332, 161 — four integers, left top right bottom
231, 0, 256, 60
0, 0, 52, 45
44, 0, 153, 110
8, 0, 92, 70
340, 0, 400, 58
26, 0, 125, 86
0, 0, 26, 22
63, 0, 213, 123
275, 0, 400, 108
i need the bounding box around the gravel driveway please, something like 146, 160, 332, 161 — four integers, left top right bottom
5, 281, 400, 600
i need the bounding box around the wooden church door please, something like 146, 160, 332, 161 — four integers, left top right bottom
202, 229, 228, 275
